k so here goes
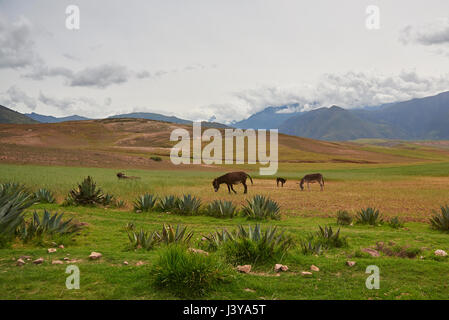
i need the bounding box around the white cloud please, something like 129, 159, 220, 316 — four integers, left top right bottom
0, 85, 37, 110
400, 18, 449, 46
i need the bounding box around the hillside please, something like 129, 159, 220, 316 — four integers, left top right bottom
26, 112, 91, 123
0, 105, 39, 124
233, 105, 303, 129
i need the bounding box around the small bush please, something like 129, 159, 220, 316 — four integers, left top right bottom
157, 195, 179, 212
65, 176, 106, 206
133, 193, 158, 212
150, 156, 162, 162
356, 207, 383, 225
222, 224, 293, 265
34, 188, 56, 204
152, 245, 228, 298
388, 216, 404, 229
242, 195, 281, 221
430, 205, 449, 232
176, 194, 201, 215
336, 210, 352, 225
205, 200, 237, 218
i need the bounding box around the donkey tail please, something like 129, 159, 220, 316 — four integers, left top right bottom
247, 173, 254, 185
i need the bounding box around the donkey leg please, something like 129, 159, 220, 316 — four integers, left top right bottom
230, 185, 237, 194
243, 182, 248, 194
227, 184, 231, 194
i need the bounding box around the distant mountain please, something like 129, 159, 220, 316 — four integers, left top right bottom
233, 104, 303, 129
26, 112, 91, 123
109, 112, 232, 128
0, 105, 39, 124
278, 91, 449, 140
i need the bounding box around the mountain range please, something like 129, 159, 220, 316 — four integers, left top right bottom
2, 90, 449, 140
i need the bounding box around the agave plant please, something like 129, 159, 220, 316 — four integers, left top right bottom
388, 216, 404, 229
133, 193, 158, 212
102, 193, 116, 206
430, 205, 449, 231
314, 225, 347, 248
34, 188, 56, 204
67, 176, 106, 206
128, 229, 159, 250
356, 207, 383, 225
205, 200, 237, 218
300, 239, 322, 255
157, 224, 194, 245
201, 228, 235, 251
242, 195, 281, 220
176, 194, 201, 215
157, 195, 180, 212
336, 210, 352, 225
18, 210, 82, 241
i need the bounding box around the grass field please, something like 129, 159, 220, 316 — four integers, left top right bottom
1, 161, 449, 300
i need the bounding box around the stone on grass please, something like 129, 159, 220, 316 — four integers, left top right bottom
362, 248, 380, 257
188, 248, 209, 256
58, 245, 65, 249
52, 260, 63, 265
310, 265, 320, 272
434, 249, 447, 257
346, 261, 356, 267
47, 248, 57, 253
301, 271, 313, 276
89, 252, 102, 260
237, 265, 252, 274
16, 258, 25, 266
33, 257, 44, 264
136, 261, 145, 266
123, 261, 129, 265
274, 264, 288, 272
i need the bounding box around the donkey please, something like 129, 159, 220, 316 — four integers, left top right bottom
299, 173, 324, 191
116, 172, 140, 180
212, 171, 253, 194
276, 177, 287, 187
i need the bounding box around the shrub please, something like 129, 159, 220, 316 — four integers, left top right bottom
176, 194, 201, 215
150, 156, 162, 162
133, 193, 158, 212
242, 195, 281, 220
205, 200, 237, 218
128, 229, 159, 250
102, 193, 116, 206
388, 216, 404, 229
430, 205, 449, 232
157, 195, 179, 212
336, 210, 352, 225
314, 225, 348, 248
300, 240, 322, 255
201, 228, 235, 251
34, 188, 56, 204
152, 245, 228, 298
18, 210, 82, 243
127, 224, 194, 249
65, 176, 106, 206
356, 207, 383, 225
222, 224, 293, 265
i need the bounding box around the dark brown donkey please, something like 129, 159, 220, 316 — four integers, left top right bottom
212, 171, 253, 194
117, 172, 140, 180
299, 173, 324, 191
276, 177, 286, 187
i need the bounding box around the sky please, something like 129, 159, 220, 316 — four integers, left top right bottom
1, 0, 449, 123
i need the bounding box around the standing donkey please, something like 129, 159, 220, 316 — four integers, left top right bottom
299, 173, 324, 191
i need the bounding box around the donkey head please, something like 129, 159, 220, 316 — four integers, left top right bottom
212, 179, 220, 192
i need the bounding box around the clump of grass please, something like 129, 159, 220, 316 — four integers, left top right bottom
150, 156, 162, 162
356, 207, 383, 226
133, 193, 158, 212
430, 205, 449, 232
152, 245, 228, 298
388, 216, 404, 229
157, 195, 179, 212
201, 228, 235, 251
205, 200, 237, 218
336, 210, 352, 225
64, 176, 108, 206
176, 194, 201, 215
34, 188, 56, 204
242, 195, 281, 221
221, 224, 293, 265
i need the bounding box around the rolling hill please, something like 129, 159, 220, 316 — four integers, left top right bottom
0, 105, 39, 124
26, 112, 91, 123
233, 105, 303, 129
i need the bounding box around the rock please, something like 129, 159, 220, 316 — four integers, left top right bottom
274, 264, 288, 272
63, 257, 70, 261
136, 261, 144, 266
16, 258, 25, 266
434, 249, 448, 257
123, 261, 129, 265
362, 248, 380, 257
33, 257, 44, 264
52, 260, 63, 265
310, 265, 320, 272
20, 255, 31, 261
188, 248, 209, 256
244, 288, 256, 293
237, 265, 252, 274
301, 271, 313, 276
201, 237, 207, 241
47, 248, 57, 253
89, 252, 102, 260
58, 245, 65, 249
346, 261, 356, 267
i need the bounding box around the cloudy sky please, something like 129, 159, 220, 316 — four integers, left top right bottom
1, 0, 449, 123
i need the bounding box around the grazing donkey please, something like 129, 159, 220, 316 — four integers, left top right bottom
212, 171, 253, 194
299, 173, 324, 191
276, 177, 287, 187
116, 172, 140, 180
